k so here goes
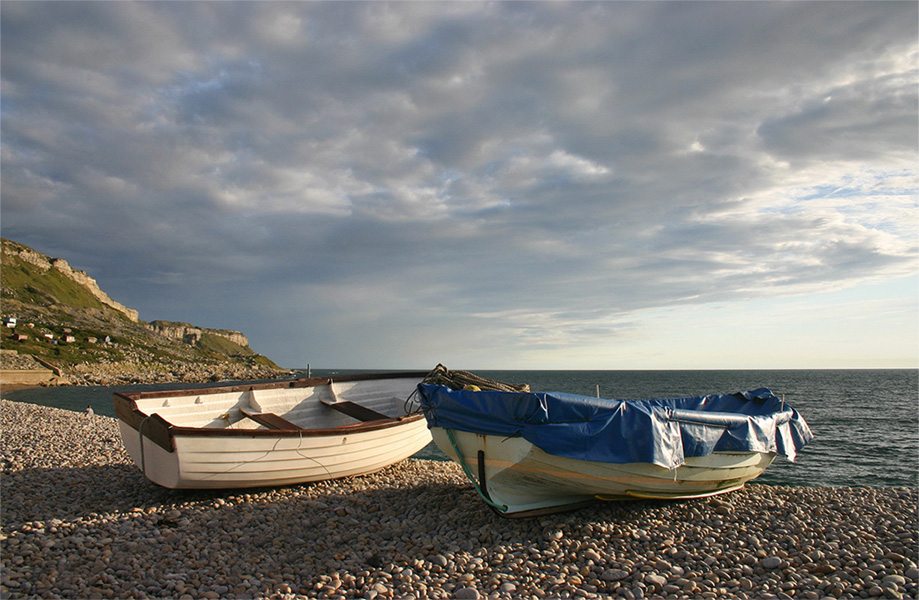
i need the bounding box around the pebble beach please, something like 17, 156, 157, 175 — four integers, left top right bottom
2, 399, 917, 600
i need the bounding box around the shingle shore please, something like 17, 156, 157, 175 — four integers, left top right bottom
2, 399, 916, 600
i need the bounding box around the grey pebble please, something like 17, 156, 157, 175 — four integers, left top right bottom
430, 554, 448, 567
602, 568, 630, 581
644, 573, 666, 590
762, 556, 783, 569
583, 548, 602, 562
454, 586, 480, 599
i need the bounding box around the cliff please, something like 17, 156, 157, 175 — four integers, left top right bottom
3, 241, 139, 321
147, 321, 249, 349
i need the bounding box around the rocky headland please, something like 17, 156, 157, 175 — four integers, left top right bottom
1, 238, 287, 387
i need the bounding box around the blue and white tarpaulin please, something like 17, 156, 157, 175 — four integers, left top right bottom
416, 384, 813, 470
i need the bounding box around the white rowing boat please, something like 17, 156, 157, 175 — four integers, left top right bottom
114, 372, 431, 489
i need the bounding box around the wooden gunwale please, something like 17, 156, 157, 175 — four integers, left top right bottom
113, 371, 429, 453
118, 371, 429, 401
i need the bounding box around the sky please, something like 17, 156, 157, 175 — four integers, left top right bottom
1, 2, 917, 370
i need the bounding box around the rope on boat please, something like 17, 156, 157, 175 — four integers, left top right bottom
404, 364, 531, 415
444, 428, 508, 513
423, 364, 530, 393
293, 429, 332, 480
401, 366, 524, 512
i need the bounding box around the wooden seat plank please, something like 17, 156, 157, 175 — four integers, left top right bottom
321, 399, 390, 422
240, 407, 303, 430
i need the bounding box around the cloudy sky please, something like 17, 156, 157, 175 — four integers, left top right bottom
2, 2, 917, 370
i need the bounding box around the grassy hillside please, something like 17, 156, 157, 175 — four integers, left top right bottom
1, 244, 110, 311
1, 238, 282, 380
199, 332, 254, 357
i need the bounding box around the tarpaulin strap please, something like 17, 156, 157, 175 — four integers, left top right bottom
444, 428, 508, 513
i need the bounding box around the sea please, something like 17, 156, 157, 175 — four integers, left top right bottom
3, 369, 917, 489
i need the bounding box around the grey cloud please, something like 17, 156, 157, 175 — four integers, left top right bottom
758, 72, 919, 163
2, 1, 916, 367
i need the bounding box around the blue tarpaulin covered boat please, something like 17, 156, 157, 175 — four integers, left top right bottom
417, 375, 813, 517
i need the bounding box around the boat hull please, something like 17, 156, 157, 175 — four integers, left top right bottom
119, 417, 431, 489
431, 428, 776, 517
115, 372, 432, 489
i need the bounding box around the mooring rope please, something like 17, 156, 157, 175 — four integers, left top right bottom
444, 428, 508, 513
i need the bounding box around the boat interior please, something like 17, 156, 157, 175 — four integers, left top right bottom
126, 378, 421, 431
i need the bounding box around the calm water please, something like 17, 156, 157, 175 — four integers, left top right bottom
4, 369, 917, 489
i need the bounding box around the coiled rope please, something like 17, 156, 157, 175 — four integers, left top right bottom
422, 364, 530, 393
404, 364, 530, 414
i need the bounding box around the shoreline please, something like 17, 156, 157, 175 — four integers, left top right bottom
0, 383, 41, 393
2, 399, 917, 600
0, 351, 287, 388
